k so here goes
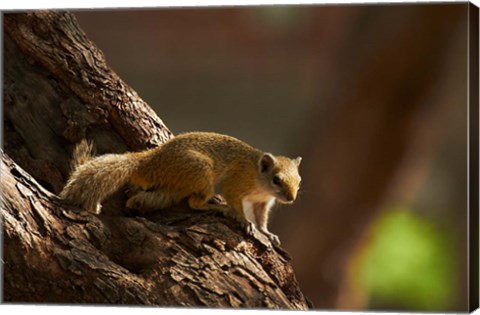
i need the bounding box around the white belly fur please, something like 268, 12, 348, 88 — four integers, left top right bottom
242, 200, 256, 223
241, 191, 275, 225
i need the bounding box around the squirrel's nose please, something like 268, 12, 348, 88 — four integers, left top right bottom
285, 193, 295, 202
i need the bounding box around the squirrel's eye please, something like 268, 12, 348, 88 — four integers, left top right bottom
272, 175, 282, 186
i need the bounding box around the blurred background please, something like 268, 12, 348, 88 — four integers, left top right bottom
75, 3, 469, 311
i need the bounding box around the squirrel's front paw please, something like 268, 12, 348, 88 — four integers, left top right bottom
260, 229, 281, 246
244, 222, 257, 236
269, 234, 281, 246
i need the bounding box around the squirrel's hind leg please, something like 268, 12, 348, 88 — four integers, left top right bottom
184, 159, 229, 212
126, 190, 175, 212
187, 192, 229, 212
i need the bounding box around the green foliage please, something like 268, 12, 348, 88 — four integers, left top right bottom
358, 208, 456, 311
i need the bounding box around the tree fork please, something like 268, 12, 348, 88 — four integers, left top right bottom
2, 11, 309, 309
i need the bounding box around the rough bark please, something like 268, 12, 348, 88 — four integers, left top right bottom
2, 11, 309, 309
4, 11, 172, 195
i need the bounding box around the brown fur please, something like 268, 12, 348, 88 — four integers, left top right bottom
60, 132, 302, 243
70, 139, 95, 172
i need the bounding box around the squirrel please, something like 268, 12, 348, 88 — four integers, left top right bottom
60, 132, 302, 245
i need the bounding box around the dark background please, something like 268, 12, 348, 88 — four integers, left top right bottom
75, 4, 469, 311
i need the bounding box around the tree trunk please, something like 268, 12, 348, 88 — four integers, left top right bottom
2, 11, 309, 309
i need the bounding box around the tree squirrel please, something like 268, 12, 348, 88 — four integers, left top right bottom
60, 132, 302, 244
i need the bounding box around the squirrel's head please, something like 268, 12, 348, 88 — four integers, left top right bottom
258, 153, 302, 204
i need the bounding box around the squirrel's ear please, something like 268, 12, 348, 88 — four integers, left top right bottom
260, 153, 276, 173
294, 157, 302, 167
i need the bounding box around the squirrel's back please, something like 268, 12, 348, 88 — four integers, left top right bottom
163, 132, 261, 162
132, 132, 262, 187
180, 132, 252, 148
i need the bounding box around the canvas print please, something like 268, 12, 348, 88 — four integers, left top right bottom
2, 2, 479, 312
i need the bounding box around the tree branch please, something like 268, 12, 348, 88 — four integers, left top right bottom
2, 11, 309, 309
2, 152, 307, 307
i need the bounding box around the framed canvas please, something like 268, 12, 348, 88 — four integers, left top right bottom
1, 1, 479, 313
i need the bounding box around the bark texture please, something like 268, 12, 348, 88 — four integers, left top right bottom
2, 11, 309, 309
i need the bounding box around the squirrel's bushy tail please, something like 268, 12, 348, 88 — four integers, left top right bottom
60, 141, 141, 214
70, 139, 95, 172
